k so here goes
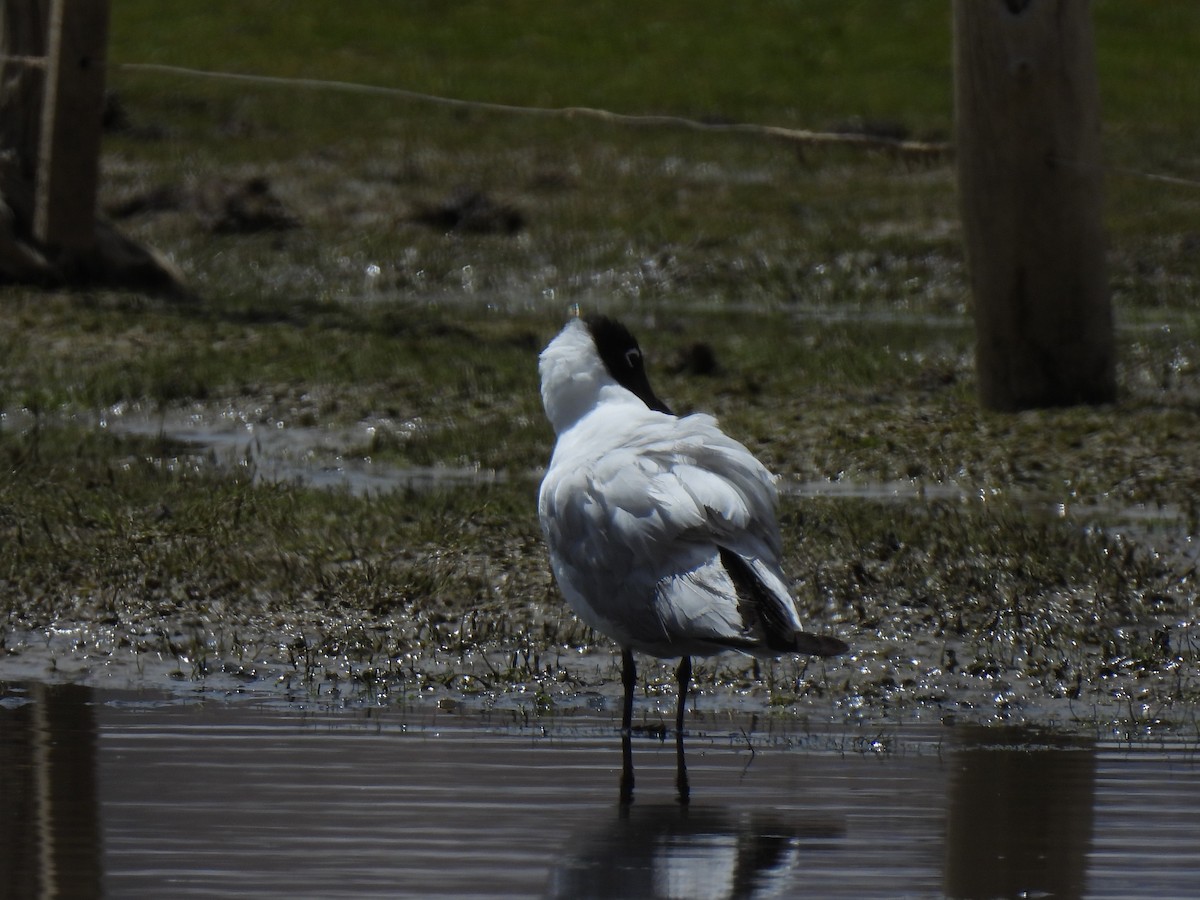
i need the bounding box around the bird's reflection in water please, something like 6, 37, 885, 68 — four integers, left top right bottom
620, 721, 690, 807
546, 803, 844, 899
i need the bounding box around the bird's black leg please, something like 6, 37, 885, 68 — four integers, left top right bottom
675, 655, 692, 806
619, 648, 636, 807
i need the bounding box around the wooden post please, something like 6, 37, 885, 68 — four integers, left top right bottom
0, 0, 186, 294
33, 0, 110, 251
0, 0, 51, 182
954, 0, 1115, 410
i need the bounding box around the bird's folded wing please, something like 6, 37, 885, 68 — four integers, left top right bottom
541, 413, 783, 570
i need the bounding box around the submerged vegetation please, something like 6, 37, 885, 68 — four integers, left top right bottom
2, 2, 1198, 736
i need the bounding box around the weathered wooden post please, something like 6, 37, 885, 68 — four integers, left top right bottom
33, 0, 110, 251
954, 0, 1115, 410
0, 0, 52, 279
0, 0, 187, 294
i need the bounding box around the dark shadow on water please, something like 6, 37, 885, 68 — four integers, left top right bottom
547, 803, 844, 899
944, 725, 1096, 900
0, 683, 101, 899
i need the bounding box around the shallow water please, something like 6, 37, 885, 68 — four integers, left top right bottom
105, 406, 504, 495
91, 402, 1199, 569
2, 683, 1198, 899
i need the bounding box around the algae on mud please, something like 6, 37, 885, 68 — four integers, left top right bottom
2, 367, 1197, 735
3, 3, 1200, 736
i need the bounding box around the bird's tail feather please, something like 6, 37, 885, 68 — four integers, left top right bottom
792, 631, 849, 658
719, 547, 848, 658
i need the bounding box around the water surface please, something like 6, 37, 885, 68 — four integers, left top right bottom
1, 683, 1197, 899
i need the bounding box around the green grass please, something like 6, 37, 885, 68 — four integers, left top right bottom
2, 421, 1195, 724
106, 1, 1199, 148
109, 1, 954, 129
99, 1, 1200, 314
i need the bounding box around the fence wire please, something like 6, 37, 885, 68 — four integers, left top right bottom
113, 62, 1200, 191
117, 62, 952, 158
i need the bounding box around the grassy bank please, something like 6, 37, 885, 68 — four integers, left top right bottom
1, 3, 1198, 733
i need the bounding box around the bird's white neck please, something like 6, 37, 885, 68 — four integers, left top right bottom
538, 319, 613, 434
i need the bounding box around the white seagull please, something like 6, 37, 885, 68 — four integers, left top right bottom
537, 314, 847, 802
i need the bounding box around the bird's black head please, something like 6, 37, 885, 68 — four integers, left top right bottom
584, 315, 672, 414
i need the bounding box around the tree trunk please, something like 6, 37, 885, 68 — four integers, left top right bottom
954, 0, 1115, 410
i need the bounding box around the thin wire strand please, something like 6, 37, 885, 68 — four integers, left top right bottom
113, 62, 1200, 189
116, 62, 952, 158
1096, 164, 1200, 190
